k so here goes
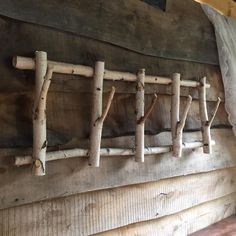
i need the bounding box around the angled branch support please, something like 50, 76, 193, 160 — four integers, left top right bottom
171, 73, 192, 157
99, 86, 116, 123
199, 77, 221, 154
89, 61, 115, 167
208, 97, 221, 127
32, 51, 54, 176
173, 95, 192, 157
138, 93, 158, 125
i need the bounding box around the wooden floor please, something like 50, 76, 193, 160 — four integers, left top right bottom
191, 215, 236, 236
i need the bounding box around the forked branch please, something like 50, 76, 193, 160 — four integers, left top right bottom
36, 66, 54, 117
177, 95, 192, 132
198, 77, 220, 154
208, 97, 221, 127
89, 61, 116, 167
99, 86, 116, 124
173, 95, 192, 157
138, 93, 158, 125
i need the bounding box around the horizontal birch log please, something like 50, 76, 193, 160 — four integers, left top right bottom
0, 129, 230, 210
14, 141, 215, 166
12, 56, 211, 88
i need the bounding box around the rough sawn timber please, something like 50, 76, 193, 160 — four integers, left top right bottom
97, 192, 236, 236
0, 129, 235, 210
0, 16, 223, 100
0, 0, 218, 64
1, 168, 236, 235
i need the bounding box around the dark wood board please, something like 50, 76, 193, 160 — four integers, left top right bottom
0, 91, 229, 148
0, 16, 223, 98
0, 0, 218, 64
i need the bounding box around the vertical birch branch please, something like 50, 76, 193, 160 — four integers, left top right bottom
199, 77, 221, 154
135, 69, 145, 162
171, 73, 192, 157
89, 61, 115, 167
32, 51, 49, 176
171, 73, 180, 156
199, 77, 210, 153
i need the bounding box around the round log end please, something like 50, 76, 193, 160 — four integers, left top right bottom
12, 56, 17, 68
172, 73, 181, 80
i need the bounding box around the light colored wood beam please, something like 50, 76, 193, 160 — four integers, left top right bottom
194, 0, 236, 19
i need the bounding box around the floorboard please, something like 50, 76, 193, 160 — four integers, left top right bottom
190, 215, 236, 236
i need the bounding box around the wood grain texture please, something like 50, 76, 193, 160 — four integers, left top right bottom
0, 91, 229, 148
0, 0, 224, 148
0, 0, 218, 64
1, 168, 236, 235
0, 16, 223, 100
97, 192, 236, 236
0, 129, 235, 210
190, 215, 236, 236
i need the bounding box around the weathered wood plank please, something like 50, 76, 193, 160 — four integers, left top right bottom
97, 192, 236, 236
0, 129, 235, 210
0, 16, 223, 100
0, 0, 218, 64
0, 168, 236, 235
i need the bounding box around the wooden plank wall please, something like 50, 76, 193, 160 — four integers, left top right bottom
0, 0, 218, 64
1, 168, 236, 235
0, 0, 235, 235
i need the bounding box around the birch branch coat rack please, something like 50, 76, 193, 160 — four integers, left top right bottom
12, 51, 220, 175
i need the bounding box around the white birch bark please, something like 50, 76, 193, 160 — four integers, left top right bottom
171, 74, 192, 157
135, 69, 145, 162
199, 76, 221, 154
89, 61, 115, 167
13, 56, 210, 88
14, 140, 213, 166
171, 73, 181, 157
32, 51, 48, 176
173, 95, 192, 157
